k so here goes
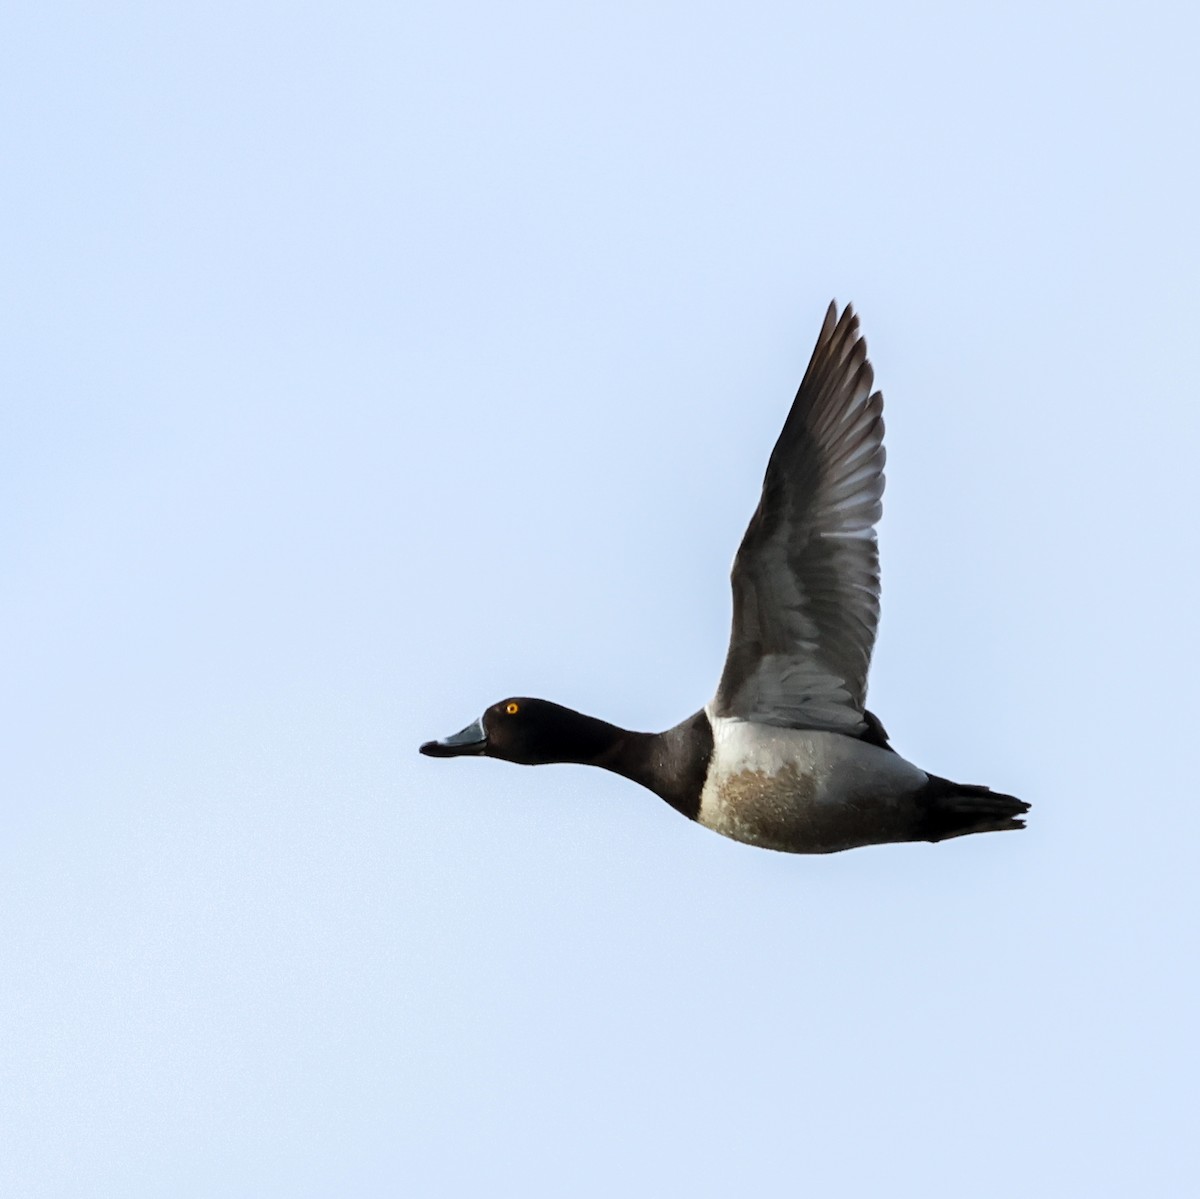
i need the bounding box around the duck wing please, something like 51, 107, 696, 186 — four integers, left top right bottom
713, 302, 885, 734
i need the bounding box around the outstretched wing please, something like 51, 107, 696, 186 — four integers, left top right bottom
713, 302, 885, 733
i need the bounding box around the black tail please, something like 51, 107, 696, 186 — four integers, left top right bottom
916, 775, 1030, 843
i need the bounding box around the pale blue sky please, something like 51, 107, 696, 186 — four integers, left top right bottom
3, 2, 1198, 1195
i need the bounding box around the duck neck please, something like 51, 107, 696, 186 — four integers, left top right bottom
589, 710, 712, 821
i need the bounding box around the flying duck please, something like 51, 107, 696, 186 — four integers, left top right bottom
421, 303, 1028, 853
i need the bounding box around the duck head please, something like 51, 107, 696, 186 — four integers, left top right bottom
420, 698, 621, 767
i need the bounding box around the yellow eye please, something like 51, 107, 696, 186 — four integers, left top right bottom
506, 702, 520, 715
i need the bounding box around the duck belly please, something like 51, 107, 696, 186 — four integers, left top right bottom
698, 717, 929, 854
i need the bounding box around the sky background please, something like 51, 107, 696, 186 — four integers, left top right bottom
3, 2, 1199, 1195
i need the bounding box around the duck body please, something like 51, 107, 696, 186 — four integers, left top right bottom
420, 302, 1028, 853
699, 710, 928, 853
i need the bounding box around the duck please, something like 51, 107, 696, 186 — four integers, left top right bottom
420, 302, 1028, 853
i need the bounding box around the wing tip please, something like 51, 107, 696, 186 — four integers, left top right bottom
819, 300, 865, 359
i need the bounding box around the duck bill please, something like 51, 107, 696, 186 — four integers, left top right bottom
419, 716, 487, 758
